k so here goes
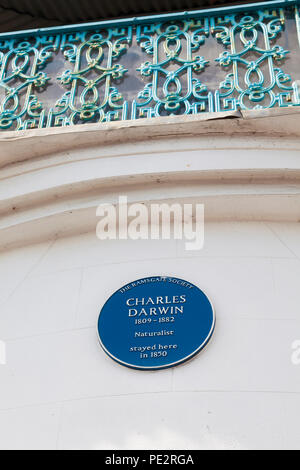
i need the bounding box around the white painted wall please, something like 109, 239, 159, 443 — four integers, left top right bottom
0, 114, 299, 450
0, 223, 299, 450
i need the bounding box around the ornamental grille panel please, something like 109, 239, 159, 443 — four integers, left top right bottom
1, 1, 300, 130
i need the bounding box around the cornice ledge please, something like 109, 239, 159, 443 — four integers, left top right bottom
1, 108, 300, 168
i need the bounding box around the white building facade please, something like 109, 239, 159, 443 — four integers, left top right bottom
0, 0, 300, 450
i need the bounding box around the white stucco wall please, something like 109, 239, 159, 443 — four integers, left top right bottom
0, 112, 299, 450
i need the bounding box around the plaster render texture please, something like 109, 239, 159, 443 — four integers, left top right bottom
0, 111, 299, 449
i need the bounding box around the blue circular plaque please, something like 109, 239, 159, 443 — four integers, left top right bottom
97, 276, 215, 370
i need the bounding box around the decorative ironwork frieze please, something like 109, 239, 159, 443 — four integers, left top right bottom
0, 1, 300, 131
212, 8, 299, 111
52, 27, 132, 127
0, 35, 60, 130
132, 18, 213, 118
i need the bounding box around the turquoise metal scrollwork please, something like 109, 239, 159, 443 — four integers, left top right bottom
50, 27, 132, 127
0, 35, 59, 130
212, 8, 300, 110
132, 18, 213, 118
0, 0, 299, 131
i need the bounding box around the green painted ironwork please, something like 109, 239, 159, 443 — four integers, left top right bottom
0, 0, 300, 131
51, 28, 132, 126
132, 18, 213, 118
0, 35, 60, 129
212, 8, 299, 111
